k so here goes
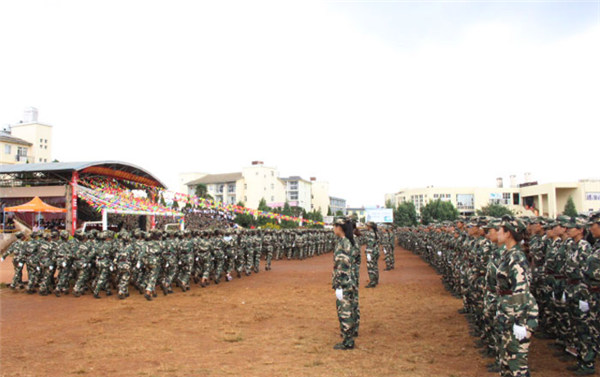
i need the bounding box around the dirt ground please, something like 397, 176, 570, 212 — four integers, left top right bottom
0, 246, 575, 377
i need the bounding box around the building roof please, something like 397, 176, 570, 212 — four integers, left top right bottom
280, 176, 311, 183
0, 132, 33, 146
186, 172, 243, 186
0, 160, 166, 188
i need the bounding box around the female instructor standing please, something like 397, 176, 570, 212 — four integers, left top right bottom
332, 218, 357, 350
496, 216, 538, 377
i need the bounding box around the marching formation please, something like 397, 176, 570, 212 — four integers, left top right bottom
398, 212, 600, 377
1, 228, 334, 301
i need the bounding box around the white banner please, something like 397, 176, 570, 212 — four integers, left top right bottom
366, 208, 394, 223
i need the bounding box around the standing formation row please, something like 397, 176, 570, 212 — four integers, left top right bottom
398, 213, 600, 377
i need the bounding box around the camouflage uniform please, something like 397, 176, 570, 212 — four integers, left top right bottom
141, 232, 162, 300
73, 233, 94, 296
1, 232, 27, 289
177, 231, 195, 290
37, 233, 56, 295
564, 218, 596, 374
54, 231, 74, 296
157, 232, 176, 294
195, 232, 213, 286
332, 232, 356, 349
24, 232, 41, 293
114, 232, 133, 299
496, 218, 538, 377
365, 225, 381, 288
263, 231, 274, 270
93, 233, 115, 298
211, 231, 225, 283
252, 231, 262, 273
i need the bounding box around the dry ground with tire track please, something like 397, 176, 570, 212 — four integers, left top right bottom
1, 246, 570, 377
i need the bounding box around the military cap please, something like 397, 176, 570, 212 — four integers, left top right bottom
500, 215, 526, 235
587, 212, 600, 226
43, 232, 52, 239
15, 231, 24, 239
483, 219, 501, 230
59, 230, 70, 238
555, 215, 571, 227
564, 216, 588, 229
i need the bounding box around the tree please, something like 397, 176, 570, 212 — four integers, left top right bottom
280, 202, 298, 229
327, 206, 332, 216
257, 198, 274, 226
394, 202, 418, 227
335, 210, 344, 217
420, 199, 459, 225
563, 196, 578, 217
477, 203, 514, 218
194, 184, 213, 201
385, 199, 395, 209
233, 201, 256, 228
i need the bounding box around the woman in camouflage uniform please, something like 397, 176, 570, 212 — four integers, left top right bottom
496, 216, 538, 377
365, 222, 381, 288
332, 218, 356, 350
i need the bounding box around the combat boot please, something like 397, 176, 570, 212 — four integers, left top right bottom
333, 342, 354, 350
118, 293, 125, 300
93, 293, 101, 299
144, 291, 153, 301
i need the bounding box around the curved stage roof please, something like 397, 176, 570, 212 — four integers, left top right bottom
0, 161, 166, 188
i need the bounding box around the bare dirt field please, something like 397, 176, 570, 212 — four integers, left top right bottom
1, 246, 572, 377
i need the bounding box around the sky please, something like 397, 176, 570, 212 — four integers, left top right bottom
1, 0, 598, 208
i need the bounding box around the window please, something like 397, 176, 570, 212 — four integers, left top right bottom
44, 146, 47, 149
17, 147, 27, 156
40, 138, 43, 142
244, 184, 247, 189
244, 196, 247, 202
271, 171, 274, 177
503, 193, 511, 205
513, 193, 520, 205
4, 145, 10, 154
44, 159, 47, 162
228, 185, 235, 193
271, 184, 274, 190
271, 196, 274, 201
44, 139, 47, 143
218, 184, 224, 193
39, 158, 42, 162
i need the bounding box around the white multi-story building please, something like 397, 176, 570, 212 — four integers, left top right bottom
1, 107, 53, 165
386, 176, 600, 218
181, 161, 344, 216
